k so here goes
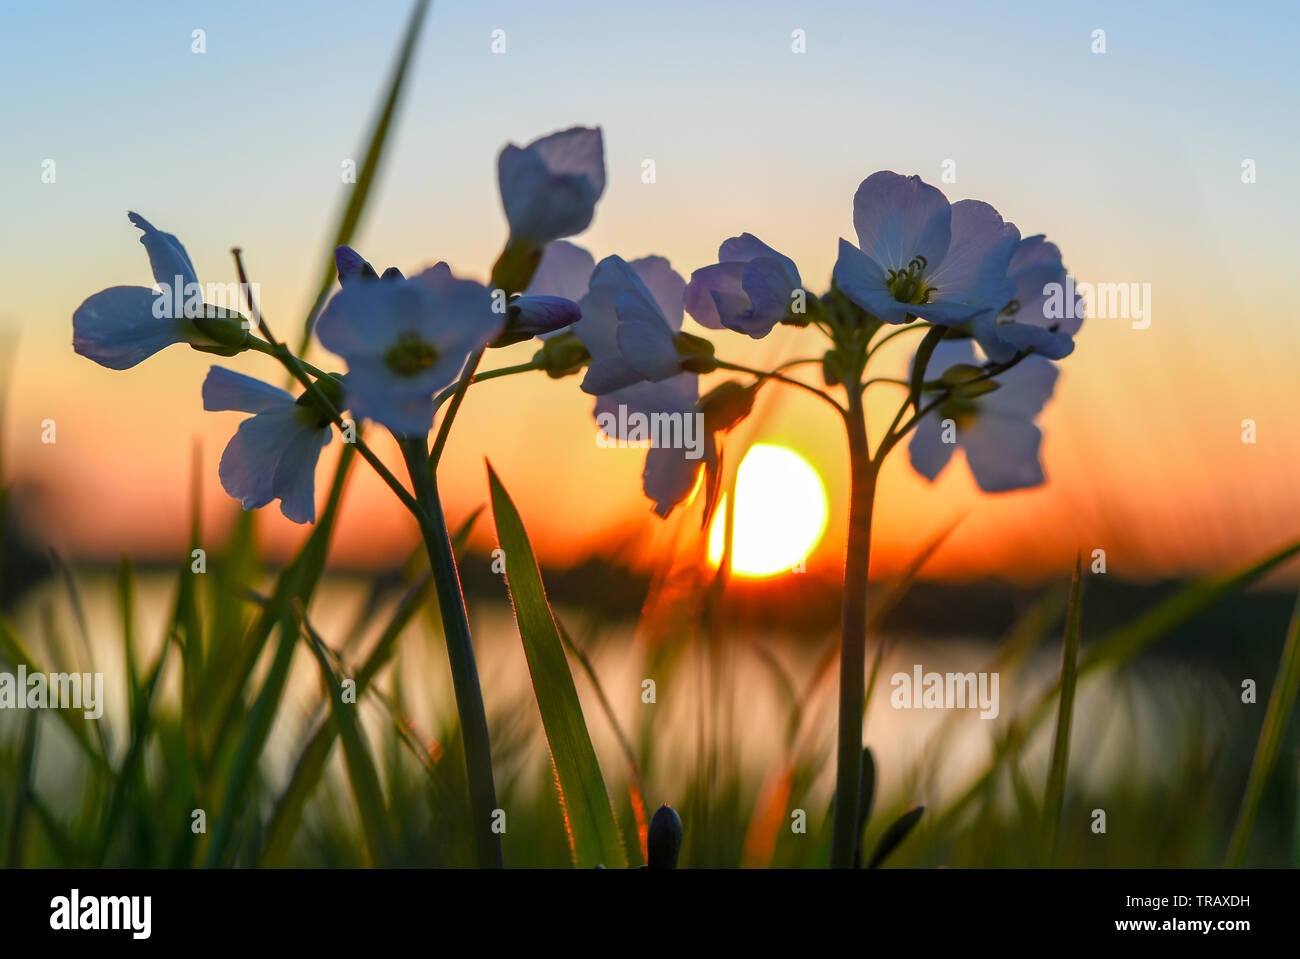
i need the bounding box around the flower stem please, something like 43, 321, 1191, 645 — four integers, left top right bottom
399, 437, 502, 868
713, 359, 843, 412
830, 384, 878, 868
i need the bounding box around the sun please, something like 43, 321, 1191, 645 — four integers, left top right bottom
708, 443, 829, 577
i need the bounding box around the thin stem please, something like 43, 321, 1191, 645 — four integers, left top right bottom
861, 376, 910, 393
244, 336, 331, 381
714, 359, 844, 412
830, 384, 878, 868
864, 322, 928, 363
231, 250, 421, 516
431, 358, 540, 410
399, 437, 502, 869
429, 348, 485, 468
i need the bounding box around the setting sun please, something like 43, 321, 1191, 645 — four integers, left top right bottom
708, 444, 829, 577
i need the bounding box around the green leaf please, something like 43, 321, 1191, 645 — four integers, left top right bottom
300, 612, 392, 867
867, 805, 924, 869
487, 463, 626, 868
1042, 556, 1084, 860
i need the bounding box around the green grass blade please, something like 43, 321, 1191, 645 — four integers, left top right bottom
206, 444, 356, 764
3, 711, 40, 867
0, 615, 108, 773
93, 629, 174, 865
1042, 556, 1084, 860
1226, 587, 1300, 866
867, 805, 924, 869
299, 611, 392, 867
116, 556, 140, 730
258, 506, 479, 866
488, 463, 626, 868
936, 536, 1300, 837
293, 0, 431, 356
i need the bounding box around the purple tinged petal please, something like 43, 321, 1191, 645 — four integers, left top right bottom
982, 355, 1058, 417
127, 212, 198, 292
217, 407, 302, 513
72, 286, 191, 370
594, 373, 699, 438
961, 414, 1046, 492
628, 255, 686, 329
528, 126, 606, 196
272, 422, 331, 524
525, 241, 596, 302
614, 289, 681, 381
643, 443, 709, 518
832, 239, 910, 325
334, 246, 374, 286
851, 172, 951, 273
510, 294, 581, 336
498, 127, 606, 244
202, 366, 294, 414
924, 200, 1019, 312
908, 413, 957, 482
684, 262, 746, 329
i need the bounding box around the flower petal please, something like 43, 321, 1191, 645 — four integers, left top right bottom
594, 373, 698, 438
629, 256, 686, 329
643, 442, 710, 518
908, 411, 958, 482
982, 355, 1058, 417
832, 239, 910, 325
961, 413, 1046, 492
923, 199, 1019, 317
271, 422, 331, 524
851, 172, 951, 273
202, 366, 293, 414
72, 286, 191, 370
217, 407, 303, 513
525, 240, 596, 302
684, 262, 746, 329
127, 212, 198, 291
614, 289, 681, 381
335, 246, 377, 286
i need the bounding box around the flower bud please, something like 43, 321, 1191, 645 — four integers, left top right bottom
697, 380, 756, 435
191, 306, 251, 353
673, 331, 717, 375
532, 331, 591, 379
646, 804, 682, 869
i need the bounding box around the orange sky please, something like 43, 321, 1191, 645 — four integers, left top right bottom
5, 1, 1300, 584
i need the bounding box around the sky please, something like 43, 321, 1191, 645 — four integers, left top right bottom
2, 0, 1299, 583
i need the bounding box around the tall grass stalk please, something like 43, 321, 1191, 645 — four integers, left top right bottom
1226, 587, 1300, 866
400, 438, 501, 868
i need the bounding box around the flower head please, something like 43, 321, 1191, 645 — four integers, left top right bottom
685, 233, 803, 339
73, 212, 245, 369
973, 235, 1084, 363
574, 254, 708, 395
833, 172, 1020, 327
202, 366, 333, 524
909, 340, 1058, 492
498, 126, 606, 248
316, 260, 502, 435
